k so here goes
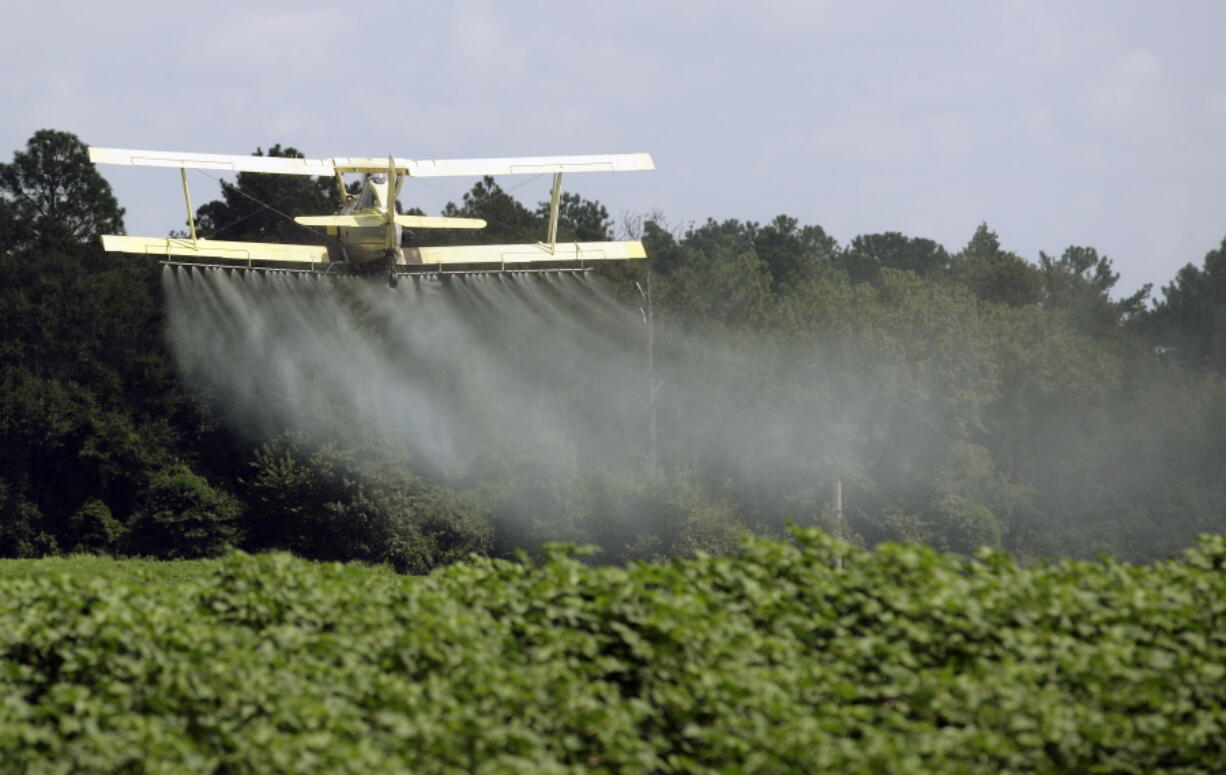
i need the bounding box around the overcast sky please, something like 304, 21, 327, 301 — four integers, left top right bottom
3, 0, 1223, 298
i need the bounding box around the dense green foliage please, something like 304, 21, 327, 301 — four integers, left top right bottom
1, 531, 1224, 771
0, 554, 221, 585
1146, 237, 1226, 371
1, 129, 1225, 567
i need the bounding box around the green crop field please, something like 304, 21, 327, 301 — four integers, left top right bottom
1, 531, 1224, 773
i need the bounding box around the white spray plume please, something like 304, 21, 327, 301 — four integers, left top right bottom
163, 267, 883, 536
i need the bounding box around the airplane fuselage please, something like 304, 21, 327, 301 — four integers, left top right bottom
326, 175, 404, 267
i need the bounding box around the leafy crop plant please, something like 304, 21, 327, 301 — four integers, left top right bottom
1, 529, 1223, 772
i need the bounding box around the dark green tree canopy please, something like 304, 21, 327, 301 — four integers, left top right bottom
0, 129, 124, 252
435, 176, 543, 245
1038, 245, 1149, 335
648, 218, 772, 327
533, 191, 612, 242
1146, 237, 1226, 371
4, 128, 1226, 569
0, 198, 26, 254
950, 223, 1042, 307
753, 215, 839, 289
434, 177, 616, 247
840, 231, 950, 284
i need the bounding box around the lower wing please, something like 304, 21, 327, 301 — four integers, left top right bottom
101, 235, 328, 264
100, 235, 645, 268
406, 241, 646, 265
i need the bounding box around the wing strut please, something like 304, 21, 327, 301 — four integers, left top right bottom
180, 169, 198, 247
386, 156, 404, 256
333, 169, 349, 206
546, 172, 563, 253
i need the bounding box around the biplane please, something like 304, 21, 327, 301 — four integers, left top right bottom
88, 146, 653, 285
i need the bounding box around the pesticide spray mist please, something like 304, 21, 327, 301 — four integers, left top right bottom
162, 267, 877, 552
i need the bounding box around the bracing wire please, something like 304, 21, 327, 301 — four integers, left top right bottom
190, 166, 562, 252
191, 168, 329, 241
401, 173, 555, 246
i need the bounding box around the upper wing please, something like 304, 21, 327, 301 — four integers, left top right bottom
90, 147, 654, 177
101, 235, 328, 264
88, 148, 336, 176
399, 153, 654, 177
89, 148, 414, 175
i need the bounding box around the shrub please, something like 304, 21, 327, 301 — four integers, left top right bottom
0, 478, 54, 558
125, 464, 241, 558
931, 494, 1003, 553
68, 498, 123, 553
243, 437, 492, 572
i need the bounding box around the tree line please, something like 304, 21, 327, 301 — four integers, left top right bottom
1, 129, 1223, 567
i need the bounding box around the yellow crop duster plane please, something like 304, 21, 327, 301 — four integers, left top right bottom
89, 146, 653, 285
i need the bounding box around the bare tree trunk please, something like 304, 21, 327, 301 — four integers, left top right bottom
638, 268, 659, 472
834, 477, 844, 570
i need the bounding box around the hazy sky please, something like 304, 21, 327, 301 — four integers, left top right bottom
3, 0, 1223, 297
